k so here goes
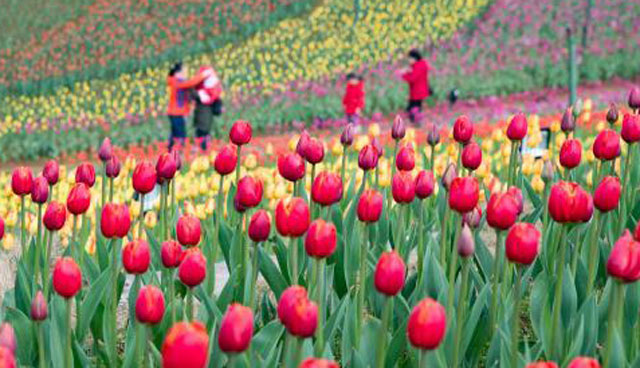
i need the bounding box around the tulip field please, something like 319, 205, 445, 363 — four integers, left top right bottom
0, 86, 637, 368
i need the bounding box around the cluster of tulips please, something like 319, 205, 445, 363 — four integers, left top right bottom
0, 88, 640, 367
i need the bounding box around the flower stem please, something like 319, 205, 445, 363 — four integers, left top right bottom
446, 218, 462, 313
65, 298, 73, 368
249, 242, 260, 310
585, 211, 603, 298
110, 239, 119, 365
135, 321, 146, 368
340, 146, 347, 197
186, 288, 194, 321
356, 223, 368, 348
169, 269, 176, 324
550, 226, 566, 358
44, 231, 54, 296
138, 193, 145, 239
235, 145, 242, 188
510, 266, 523, 368
439, 206, 450, 266
289, 237, 298, 285
489, 230, 503, 331
375, 296, 393, 368
603, 281, 625, 368
35, 203, 42, 285
37, 322, 46, 368
452, 258, 470, 366
417, 200, 426, 287
314, 258, 325, 356
20, 196, 26, 255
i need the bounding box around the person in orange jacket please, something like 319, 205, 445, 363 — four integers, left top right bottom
166, 62, 207, 150
400, 49, 431, 124
342, 73, 365, 125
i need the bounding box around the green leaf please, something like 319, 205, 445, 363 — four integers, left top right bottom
384, 316, 409, 368
76, 267, 110, 340
258, 247, 287, 299
251, 320, 284, 360
5, 307, 36, 365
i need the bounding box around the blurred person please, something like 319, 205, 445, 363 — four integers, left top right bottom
400, 49, 431, 125
342, 73, 365, 125
166, 62, 207, 151
192, 66, 223, 152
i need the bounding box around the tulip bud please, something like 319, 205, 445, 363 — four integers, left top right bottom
463, 206, 482, 229
132, 161, 157, 194
277, 286, 318, 338
30, 290, 48, 321
162, 322, 209, 368
427, 125, 440, 147
75, 162, 96, 187
161, 240, 183, 268
176, 214, 201, 246
628, 86, 640, 110
66, 183, 91, 215
43, 201, 67, 231
593, 129, 621, 161
278, 153, 305, 182
229, 120, 252, 146
156, 152, 177, 180
218, 303, 254, 353
561, 108, 575, 133
448, 177, 479, 214
0, 324, 16, 354
311, 172, 343, 206
374, 251, 406, 296
135, 285, 165, 325
31, 176, 49, 204
415, 170, 434, 199
358, 144, 379, 171
407, 298, 446, 350
305, 219, 337, 259
237, 176, 263, 209
340, 124, 355, 146
457, 224, 475, 257
548, 181, 593, 223
214, 144, 238, 176
606, 104, 618, 126
559, 139, 582, 169
594, 176, 621, 213
122, 239, 151, 275
505, 223, 541, 265
541, 160, 554, 182
621, 113, 640, 144
507, 113, 528, 141
100, 203, 131, 238
179, 248, 207, 287
300, 358, 340, 368
305, 138, 325, 165
275, 197, 310, 237
11, 167, 33, 196
607, 230, 640, 283
248, 210, 271, 243
567, 356, 601, 368
53, 257, 82, 298
453, 115, 473, 144
106, 156, 121, 178
461, 141, 482, 171
392, 171, 416, 204
441, 163, 458, 191
395, 145, 415, 171
391, 115, 406, 140
42, 160, 59, 186
98, 137, 113, 162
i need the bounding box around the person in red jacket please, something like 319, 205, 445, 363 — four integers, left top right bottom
401, 49, 431, 124
342, 73, 365, 125
166, 62, 207, 150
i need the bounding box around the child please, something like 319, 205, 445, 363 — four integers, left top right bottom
401, 49, 430, 124
342, 73, 365, 125
166, 63, 208, 150
193, 66, 223, 151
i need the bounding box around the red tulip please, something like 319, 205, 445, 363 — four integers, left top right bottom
296, 131, 311, 158
176, 214, 202, 246
179, 248, 207, 287
505, 223, 541, 265
275, 197, 310, 237
593, 129, 621, 161
136, 285, 165, 325
172, 150, 183, 170
106, 156, 121, 178
0, 347, 16, 368
234, 195, 247, 214
132, 161, 157, 194
461, 141, 482, 171
374, 251, 406, 296
122, 239, 151, 275
594, 176, 621, 213
567, 357, 601, 368
218, 303, 254, 353
453, 115, 473, 144
53, 257, 82, 298
629, 86, 640, 110
507, 186, 524, 215
75, 162, 96, 187
448, 177, 479, 213
526, 362, 558, 368
237, 176, 263, 209
214, 144, 238, 176
607, 231, 640, 283
486, 192, 520, 230
415, 170, 434, 199
278, 153, 305, 182
11, 166, 33, 196
277, 286, 317, 338
161, 240, 183, 269
43, 201, 67, 231
0, 324, 15, 355
31, 176, 49, 204
249, 210, 271, 243
391, 115, 406, 140
392, 171, 416, 204
358, 144, 379, 171
606, 104, 619, 125
156, 152, 177, 180
161, 321, 209, 368
357, 189, 383, 223
305, 219, 337, 259
30, 290, 48, 321
548, 181, 593, 223
305, 138, 325, 164
463, 206, 482, 229
561, 108, 575, 133
457, 224, 475, 257
100, 203, 131, 238
506, 113, 528, 141
277, 286, 308, 327
407, 298, 447, 350
559, 139, 582, 169
66, 183, 91, 215
229, 120, 252, 146
311, 171, 343, 206
621, 113, 640, 144
42, 160, 59, 186
300, 358, 340, 368
395, 145, 415, 171
98, 137, 113, 162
